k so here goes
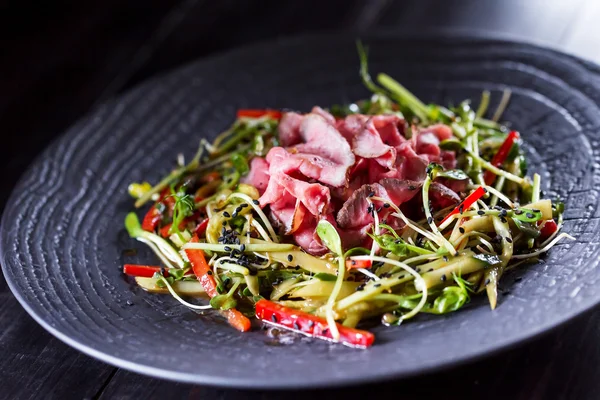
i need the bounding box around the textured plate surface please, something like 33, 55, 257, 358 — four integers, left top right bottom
2, 33, 600, 388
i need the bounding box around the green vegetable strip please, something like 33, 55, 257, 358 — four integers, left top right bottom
475, 90, 490, 118
484, 216, 513, 309
377, 73, 430, 122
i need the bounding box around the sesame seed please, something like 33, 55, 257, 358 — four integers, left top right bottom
295, 265, 301, 270
207, 270, 213, 275
235, 206, 242, 213
252, 199, 259, 205
223, 211, 230, 218
443, 256, 449, 262
287, 254, 293, 262
428, 268, 434, 272
240, 244, 246, 252
459, 227, 465, 234
384, 203, 390, 208
224, 246, 232, 252
484, 279, 490, 285
322, 328, 329, 335
222, 221, 227, 226
483, 188, 488, 193
506, 237, 513, 243
409, 185, 416, 190
459, 205, 464, 213
477, 210, 485, 215
441, 274, 447, 282
427, 216, 433, 224
514, 209, 523, 215
526, 212, 534, 219
374, 283, 382, 288
398, 275, 405, 279
351, 260, 356, 265
231, 212, 238, 218
368, 191, 375, 197
271, 314, 277, 323
501, 217, 508, 223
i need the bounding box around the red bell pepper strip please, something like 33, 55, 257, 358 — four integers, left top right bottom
236, 109, 282, 120
441, 186, 487, 224
159, 212, 202, 238
539, 219, 558, 242
346, 259, 372, 270
195, 218, 209, 236
185, 236, 251, 332
123, 264, 167, 278
141, 189, 175, 232
483, 131, 520, 185
255, 299, 374, 348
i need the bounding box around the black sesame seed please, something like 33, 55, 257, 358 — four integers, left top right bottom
295, 265, 301, 270
399, 275, 405, 279
514, 209, 523, 215
224, 246, 232, 252
384, 203, 390, 208
532, 209, 540, 213
459, 227, 465, 234
368, 191, 375, 197
287, 254, 293, 262
351, 260, 356, 265
222, 221, 227, 226
241, 203, 249, 208
427, 216, 433, 224
441, 274, 447, 282
252, 199, 260, 205
459, 205, 464, 213
240, 244, 246, 252
501, 217, 508, 223
526, 212, 534, 219
484, 278, 490, 285
356, 286, 364, 291
443, 256, 449, 262
477, 210, 485, 215
322, 328, 329, 335
235, 206, 242, 213
506, 237, 513, 243
223, 211, 231, 218
207, 270, 213, 275
231, 212, 238, 218
271, 314, 278, 323
374, 283, 382, 288
483, 188, 488, 193
409, 185, 416, 190
428, 268, 434, 272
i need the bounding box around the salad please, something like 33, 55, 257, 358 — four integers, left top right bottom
123, 43, 573, 348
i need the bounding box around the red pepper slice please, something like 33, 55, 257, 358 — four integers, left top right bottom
236, 109, 282, 120
346, 259, 372, 270
255, 299, 375, 348
185, 236, 251, 332
159, 212, 202, 238
123, 264, 166, 278
539, 219, 558, 242
441, 186, 487, 224
483, 131, 520, 185
195, 218, 209, 236
141, 189, 176, 232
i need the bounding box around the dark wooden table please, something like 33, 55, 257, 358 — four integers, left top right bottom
2, 1, 600, 398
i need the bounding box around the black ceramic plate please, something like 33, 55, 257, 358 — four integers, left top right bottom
2, 33, 600, 388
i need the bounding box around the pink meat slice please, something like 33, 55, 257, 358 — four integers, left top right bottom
241, 157, 270, 194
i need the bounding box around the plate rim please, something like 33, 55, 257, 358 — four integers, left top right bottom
2, 29, 600, 389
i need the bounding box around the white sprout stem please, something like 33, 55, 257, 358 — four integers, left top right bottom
363, 198, 381, 281
402, 253, 441, 265
477, 199, 489, 210
532, 173, 541, 203
490, 176, 506, 208
492, 88, 512, 122
137, 232, 185, 268
512, 233, 575, 259
466, 150, 525, 184
159, 277, 212, 310
136, 238, 179, 270
213, 257, 251, 275
325, 253, 346, 341
228, 192, 278, 242
251, 219, 273, 242
183, 242, 295, 252
349, 255, 428, 320
484, 184, 515, 208
422, 179, 457, 255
